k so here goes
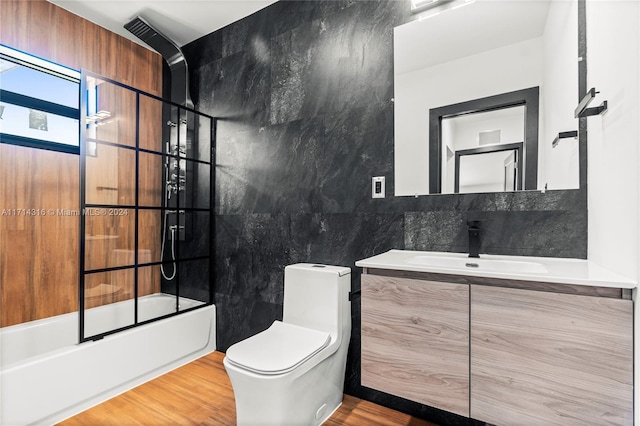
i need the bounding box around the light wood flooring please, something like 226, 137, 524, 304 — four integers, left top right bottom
59, 351, 436, 426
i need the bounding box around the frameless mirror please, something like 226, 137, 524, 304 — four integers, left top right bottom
394, 0, 580, 195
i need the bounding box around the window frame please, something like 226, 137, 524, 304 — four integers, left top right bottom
0, 44, 81, 154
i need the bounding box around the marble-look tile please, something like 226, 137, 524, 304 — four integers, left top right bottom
476, 210, 587, 258
405, 209, 587, 258
265, 0, 359, 39
288, 212, 405, 265
405, 211, 467, 253
215, 117, 326, 214
215, 213, 293, 303
192, 51, 270, 127
269, 1, 396, 125
178, 258, 211, 302
378, 188, 586, 215
215, 101, 394, 215
319, 102, 395, 213
214, 211, 404, 351
491, 188, 587, 212
215, 212, 404, 303
215, 293, 283, 352
183, 30, 223, 70
181, 0, 590, 423
178, 211, 210, 259
162, 258, 210, 303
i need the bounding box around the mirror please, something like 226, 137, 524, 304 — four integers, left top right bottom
394, 0, 580, 195
431, 87, 538, 193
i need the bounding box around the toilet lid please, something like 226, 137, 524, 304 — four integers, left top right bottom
225, 321, 331, 375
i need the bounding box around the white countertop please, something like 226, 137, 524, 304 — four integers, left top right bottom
355, 250, 636, 289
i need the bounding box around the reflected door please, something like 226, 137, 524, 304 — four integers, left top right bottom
454, 143, 522, 194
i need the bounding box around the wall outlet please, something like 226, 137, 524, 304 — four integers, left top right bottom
372, 176, 385, 198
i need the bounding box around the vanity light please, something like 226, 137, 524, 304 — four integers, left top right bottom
412, 0, 476, 20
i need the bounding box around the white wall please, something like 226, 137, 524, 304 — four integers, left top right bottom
445, 107, 525, 152
587, 0, 639, 284
584, 0, 640, 422
394, 37, 544, 196
541, 0, 580, 190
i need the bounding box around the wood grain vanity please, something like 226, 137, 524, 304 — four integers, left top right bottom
357, 251, 635, 426
361, 274, 470, 416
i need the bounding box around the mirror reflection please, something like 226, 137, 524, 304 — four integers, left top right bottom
443, 106, 524, 193
394, 0, 580, 195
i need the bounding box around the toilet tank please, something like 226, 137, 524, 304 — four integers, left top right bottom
283, 264, 351, 337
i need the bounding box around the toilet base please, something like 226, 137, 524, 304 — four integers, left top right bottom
224, 343, 348, 426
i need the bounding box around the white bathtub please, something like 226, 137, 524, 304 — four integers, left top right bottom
0, 293, 216, 425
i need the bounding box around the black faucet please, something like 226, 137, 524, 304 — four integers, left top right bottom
467, 221, 480, 258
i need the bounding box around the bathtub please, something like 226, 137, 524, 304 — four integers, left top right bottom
0, 293, 216, 425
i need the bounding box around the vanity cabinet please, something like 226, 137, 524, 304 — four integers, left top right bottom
471, 285, 633, 426
359, 268, 633, 425
361, 274, 470, 417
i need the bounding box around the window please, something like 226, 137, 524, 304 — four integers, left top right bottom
0, 45, 80, 153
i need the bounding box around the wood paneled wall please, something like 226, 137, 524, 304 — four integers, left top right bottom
0, 0, 163, 327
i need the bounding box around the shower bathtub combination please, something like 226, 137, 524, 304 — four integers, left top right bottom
0, 66, 216, 425
0, 293, 216, 425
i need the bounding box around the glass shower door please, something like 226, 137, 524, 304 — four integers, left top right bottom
79, 70, 213, 342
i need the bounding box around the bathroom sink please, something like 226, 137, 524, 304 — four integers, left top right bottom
406, 254, 548, 274
355, 250, 636, 289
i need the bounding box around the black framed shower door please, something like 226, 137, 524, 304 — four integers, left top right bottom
79, 70, 215, 342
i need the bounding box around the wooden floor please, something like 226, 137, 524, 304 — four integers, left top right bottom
60, 351, 436, 426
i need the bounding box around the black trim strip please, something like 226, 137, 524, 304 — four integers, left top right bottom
175, 106, 182, 312
84, 303, 213, 342
578, 0, 588, 190
83, 204, 210, 212
85, 138, 212, 165
0, 89, 79, 119
79, 71, 88, 343
84, 256, 211, 275
0, 134, 79, 154
83, 70, 214, 120
209, 117, 217, 305
134, 92, 140, 325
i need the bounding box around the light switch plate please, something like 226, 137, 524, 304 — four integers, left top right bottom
372, 176, 385, 198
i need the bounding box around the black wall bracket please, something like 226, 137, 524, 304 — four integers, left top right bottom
552, 130, 578, 148
575, 88, 608, 118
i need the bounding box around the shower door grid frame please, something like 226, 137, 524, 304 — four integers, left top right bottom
79, 70, 215, 343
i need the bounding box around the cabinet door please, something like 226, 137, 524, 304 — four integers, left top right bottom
361, 274, 469, 417
471, 285, 633, 426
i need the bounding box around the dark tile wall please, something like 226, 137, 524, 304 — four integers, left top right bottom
183, 1, 587, 424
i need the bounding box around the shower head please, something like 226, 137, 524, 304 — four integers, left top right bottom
124, 16, 193, 109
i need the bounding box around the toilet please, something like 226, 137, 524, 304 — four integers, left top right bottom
223, 263, 352, 425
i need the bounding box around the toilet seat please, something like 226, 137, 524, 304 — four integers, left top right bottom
226, 321, 331, 375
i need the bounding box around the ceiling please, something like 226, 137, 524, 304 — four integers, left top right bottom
48, 0, 278, 49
